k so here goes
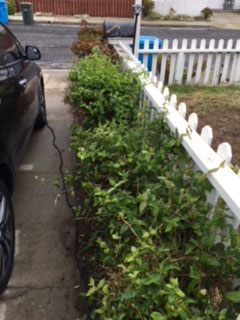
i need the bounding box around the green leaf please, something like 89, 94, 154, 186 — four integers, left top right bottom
202, 256, 220, 267
176, 288, 185, 298
86, 287, 96, 297
89, 277, 95, 287
150, 312, 166, 320
225, 291, 240, 303
121, 289, 137, 299
97, 279, 105, 289
140, 201, 147, 213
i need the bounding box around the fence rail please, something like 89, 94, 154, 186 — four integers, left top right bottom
16, 0, 135, 17
137, 38, 240, 86
116, 40, 240, 234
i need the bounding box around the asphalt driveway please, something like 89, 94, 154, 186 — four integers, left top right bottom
0, 70, 84, 320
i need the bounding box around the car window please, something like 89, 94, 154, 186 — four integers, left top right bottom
0, 25, 23, 77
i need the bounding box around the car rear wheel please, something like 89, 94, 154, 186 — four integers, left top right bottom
0, 180, 15, 294
35, 86, 47, 129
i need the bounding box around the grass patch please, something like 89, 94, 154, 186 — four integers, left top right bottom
170, 85, 240, 115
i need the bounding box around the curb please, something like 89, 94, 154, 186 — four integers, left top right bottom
8, 17, 216, 29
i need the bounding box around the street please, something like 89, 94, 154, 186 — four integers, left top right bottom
8, 22, 240, 69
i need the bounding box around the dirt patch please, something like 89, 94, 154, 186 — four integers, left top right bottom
197, 110, 240, 166
170, 86, 240, 167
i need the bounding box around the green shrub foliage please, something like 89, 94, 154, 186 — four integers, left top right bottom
142, 0, 154, 17
71, 20, 117, 60
66, 50, 141, 129
7, 0, 17, 15
201, 7, 213, 20
69, 117, 240, 320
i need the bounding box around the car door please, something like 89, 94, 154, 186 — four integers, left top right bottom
0, 23, 40, 170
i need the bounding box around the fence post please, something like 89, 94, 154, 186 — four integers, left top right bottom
133, 0, 142, 58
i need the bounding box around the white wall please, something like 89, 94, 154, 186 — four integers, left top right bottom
234, 0, 240, 9
153, 0, 240, 16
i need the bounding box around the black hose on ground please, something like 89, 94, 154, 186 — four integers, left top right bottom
46, 121, 91, 320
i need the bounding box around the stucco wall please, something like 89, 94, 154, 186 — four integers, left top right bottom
153, 0, 240, 16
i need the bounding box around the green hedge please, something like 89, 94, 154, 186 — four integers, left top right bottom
66, 49, 141, 129
66, 49, 240, 320
69, 117, 240, 320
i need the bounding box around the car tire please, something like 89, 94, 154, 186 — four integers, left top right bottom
0, 180, 15, 295
34, 86, 47, 129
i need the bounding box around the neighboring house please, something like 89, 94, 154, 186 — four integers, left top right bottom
154, 0, 240, 16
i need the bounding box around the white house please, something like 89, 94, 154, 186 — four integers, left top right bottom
154, 0, 240, 16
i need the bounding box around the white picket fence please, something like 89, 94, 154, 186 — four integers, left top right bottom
115, 40, 240, 237
137, 38, 240, 86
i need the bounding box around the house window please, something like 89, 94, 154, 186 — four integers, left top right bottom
223, 0, 235, 9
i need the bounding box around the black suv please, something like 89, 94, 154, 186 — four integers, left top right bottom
0, 22, 46, 293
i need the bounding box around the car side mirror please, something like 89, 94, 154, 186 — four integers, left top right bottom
25, 46, 41, 61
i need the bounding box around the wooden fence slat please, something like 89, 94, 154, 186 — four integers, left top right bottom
157, 81, 163, 93
163, 87, 169, 99
235, 52, 240, 83
195, 39, 206, 84
18, 0, 135, 17
159, 39, 169, 84
151, 40, 159, 77
220, 39, 233, 83
229, 40, 240, 84
175, 39, 187, 84
200, 125, 213, 146
178, 102, 187, 119
217, 142, 232, 164
188, 112, 198, 131
170, 94, 177, 109
143, 40, 149, 69
186, 39, 197, 84
203, 39, 215, 85
212, 39, 224, 85
168, 39, 178, 85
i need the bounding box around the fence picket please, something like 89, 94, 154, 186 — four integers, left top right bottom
153, 76, 158, 85
186, 39, 197, 84
157, 81, 163, 93
235, 51, 240, 83
195, 39, 206, 84
178, 102, 187, 119
163, 87, 169, 99
151, 40, 159, 77
217, 142, 232, 164
230, 40, 240, 84
188, 113, 198, 130
212, 39, 224, 85
203, 40, 215, 84
170, 94, 177, 109
168, 39, 178, 85
159, 39, 169, 84
175, 39, 188, 84
206, 142, 232, 217
220, 39, 233, 83
143, 40, 149, 69
200, 125, 213, 146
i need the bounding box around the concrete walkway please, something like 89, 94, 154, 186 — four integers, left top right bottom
0, 70, 87, 320
8, 10, 240, 29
